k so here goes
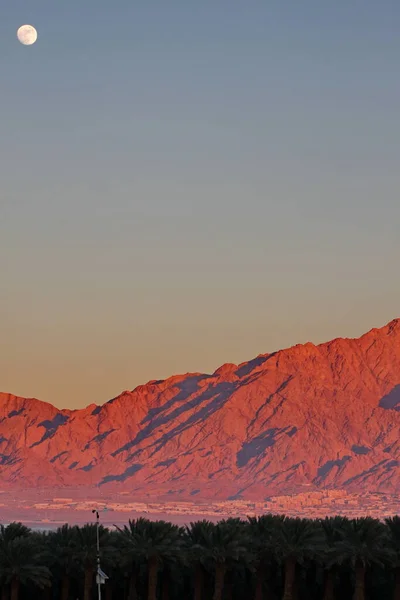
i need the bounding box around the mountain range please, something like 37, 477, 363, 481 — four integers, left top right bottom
1, 319, 400, 500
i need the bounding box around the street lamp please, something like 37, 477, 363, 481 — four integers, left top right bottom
92, 509, 109, 600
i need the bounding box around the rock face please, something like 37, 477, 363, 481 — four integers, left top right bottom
1, 320, 400, 499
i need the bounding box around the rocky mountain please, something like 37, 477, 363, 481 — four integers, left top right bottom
1, 319, 400, 500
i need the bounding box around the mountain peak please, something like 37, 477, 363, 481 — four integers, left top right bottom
1, 318, 400, 498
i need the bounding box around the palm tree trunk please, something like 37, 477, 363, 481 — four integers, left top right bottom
60, 574, 69, 600
394, 566, 400, 600
10, 578, 19, 600
353, 563, 366, 600
282, 558, 296, 600
323, 568, 335, 600
194, 564, 204, 600
161, 572, 169, 600
84, 567, 94, 600
128, 570, 138, 600
147, 556, 159, 600
225, 577, 233, 600
123, 575, 129, 600
213, 563, 226, 600
105, 583, 113, 600
42, 586, 52, 600
255, 566, 263, 600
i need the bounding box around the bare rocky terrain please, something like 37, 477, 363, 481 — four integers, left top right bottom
1, 319, 400, 501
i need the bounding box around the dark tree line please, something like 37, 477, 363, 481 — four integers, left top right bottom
0, 514, 400, 600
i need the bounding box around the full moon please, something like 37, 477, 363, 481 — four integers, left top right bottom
17, 24, 38, 46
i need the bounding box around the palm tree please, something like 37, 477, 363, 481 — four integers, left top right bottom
117, 518, 184, 600
74, 523, 113, 600
336, 517, 391, 600
274, 517, 324, 600
116, 518, 147, 600
0, 524, 31, 543
0, 535, 51, 600
48, 524, 80, 600
198, 519, 248, 600
384, 517, 400, 600
319, 516, 350, 600
31, 531, 54, 598
102, 529, 127, 600
247, 514, 285, 600
186, 520, 220, 600
0, 523, 44, 600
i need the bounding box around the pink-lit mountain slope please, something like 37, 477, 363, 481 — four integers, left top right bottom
1, 319, 400, 500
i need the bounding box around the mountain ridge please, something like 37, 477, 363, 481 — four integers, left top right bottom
1, 318, 400, 499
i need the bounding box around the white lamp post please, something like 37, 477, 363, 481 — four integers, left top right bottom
92, 509, 109, 600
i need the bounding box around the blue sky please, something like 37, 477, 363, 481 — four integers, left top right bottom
1, 1, 399, 407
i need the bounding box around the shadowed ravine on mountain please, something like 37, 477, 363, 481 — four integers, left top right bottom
1, 319, 400, 499
379, 384, 400, 410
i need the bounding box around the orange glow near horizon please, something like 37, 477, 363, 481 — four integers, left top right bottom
2, 307, 398, 409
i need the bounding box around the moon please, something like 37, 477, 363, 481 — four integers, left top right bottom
17, 25, 38, 46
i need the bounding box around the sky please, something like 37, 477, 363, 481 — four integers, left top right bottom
1, 0, 400, 409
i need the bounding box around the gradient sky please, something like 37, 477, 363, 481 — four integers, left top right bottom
1, 1, 399, 409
